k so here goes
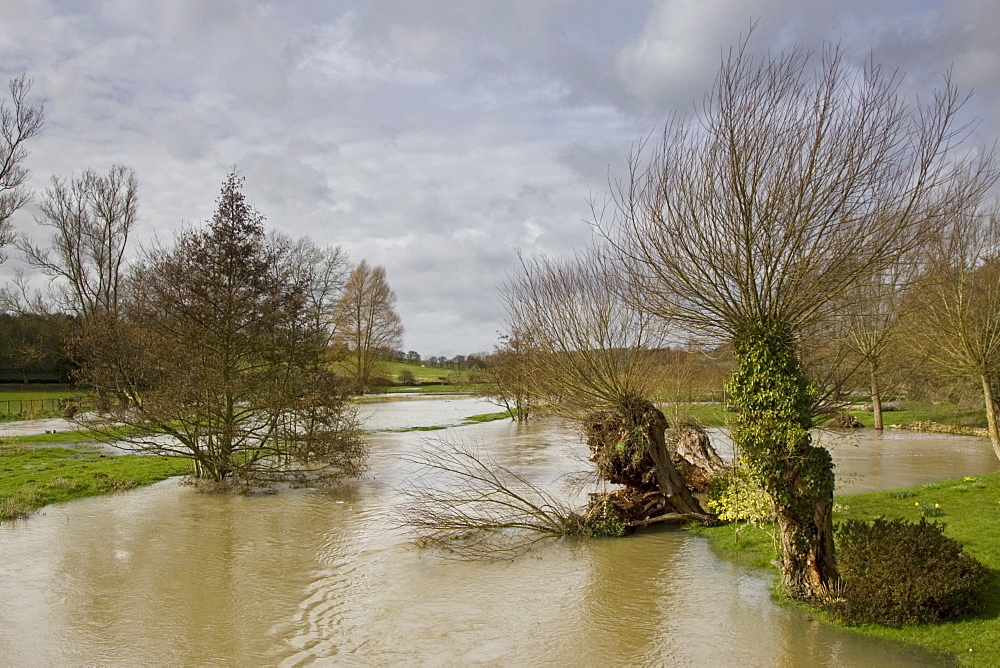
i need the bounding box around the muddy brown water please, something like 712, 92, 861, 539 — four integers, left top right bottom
1, 397, 995, 666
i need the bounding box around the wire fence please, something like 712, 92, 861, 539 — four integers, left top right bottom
0, 397, 86, 418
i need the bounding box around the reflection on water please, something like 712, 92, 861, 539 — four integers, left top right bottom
0, 399, 984, 665
358, 395, 498, 432
710, 427, 1000, 493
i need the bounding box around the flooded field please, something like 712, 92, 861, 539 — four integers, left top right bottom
1, 397, 993, 665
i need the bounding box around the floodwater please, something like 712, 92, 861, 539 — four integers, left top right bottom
1, 397, 996, 666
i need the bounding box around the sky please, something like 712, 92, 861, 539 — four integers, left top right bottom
2, 0, 999, 358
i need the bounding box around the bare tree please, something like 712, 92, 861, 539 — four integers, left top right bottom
334, 260, 404, 392
910, 209, 1000, 458
480, 333, 537, 421
278, 235, 350, 351
75, 173, 367, 485
17, 165, 138, 320
602, 40, 996, 599
0, 74, 44, 259
408, 249, 721, 554
840, 263, 916, 429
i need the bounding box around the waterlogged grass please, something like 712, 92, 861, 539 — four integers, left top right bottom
0, 444, 190, 521
463, 411, 516, 424
693, 472, 1000, 666
375, 409, 515, 433
5, 424, 141, 444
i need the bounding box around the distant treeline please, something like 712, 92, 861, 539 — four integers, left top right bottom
388, 350, 490, 370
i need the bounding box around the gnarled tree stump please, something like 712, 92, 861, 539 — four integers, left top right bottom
584, 397, 722, 528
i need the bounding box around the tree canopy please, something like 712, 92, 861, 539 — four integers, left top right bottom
76, 173, 366, 484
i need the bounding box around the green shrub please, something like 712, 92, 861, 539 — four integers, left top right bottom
829, 517, 991, 627
706, 466, 775, 524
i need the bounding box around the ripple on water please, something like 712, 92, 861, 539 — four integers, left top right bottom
0, 401, 983, 665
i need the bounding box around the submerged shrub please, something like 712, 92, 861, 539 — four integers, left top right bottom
577, 494, 629, 538
829, 517, 991, 627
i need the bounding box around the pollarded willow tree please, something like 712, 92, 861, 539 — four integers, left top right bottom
503, 249, 719, 525
603, 41, 995, 599
404, 249, 720, 558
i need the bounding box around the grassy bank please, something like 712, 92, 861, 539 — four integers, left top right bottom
666, 402, 729, 427
0, 444, 190, 521
693, 472, 1000, 666
669, 400, 988, 431
848, 401, 988, 430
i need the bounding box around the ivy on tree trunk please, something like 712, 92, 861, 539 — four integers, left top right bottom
726, 320, 839, 599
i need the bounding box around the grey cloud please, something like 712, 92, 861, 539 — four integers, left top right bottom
2, 0, 999, 355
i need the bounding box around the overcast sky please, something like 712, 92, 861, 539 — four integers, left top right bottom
2, 0, 998, 357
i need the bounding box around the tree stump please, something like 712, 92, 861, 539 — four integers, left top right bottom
583, 397, 720, 526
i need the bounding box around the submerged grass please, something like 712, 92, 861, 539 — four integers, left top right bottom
4, 424, 141, 444
1, 408, 515, 519
692, 472, 1000, 666
376, 409, 516, 433
0, 444, 190, 521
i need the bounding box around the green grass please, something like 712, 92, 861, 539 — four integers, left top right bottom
379, 358, 474, 383
0, 383, 80, 401
693, 472, 1000, 666
379, 383, 493, 395
664, 402, 729, 427
333, 358, 480, 389
0, 444, 190, 521
0, 383, 84, 421
463, 410, 515, 424
848, 400, 987, 430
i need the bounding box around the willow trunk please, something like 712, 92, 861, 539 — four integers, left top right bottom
729, 324, 839, 600
982, 374, 1000, 461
